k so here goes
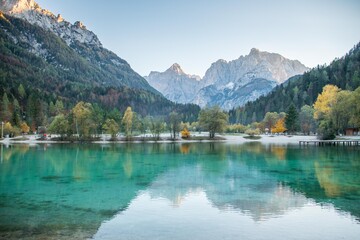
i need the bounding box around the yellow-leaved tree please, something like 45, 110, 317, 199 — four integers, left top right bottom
20, 122, 30, 134
271, 118, 287, 134
313, 85, 341, 140
181, 128, 190, 138
313, 85, 340, 120
72, 101, 94, 137
122, 107, 133, 139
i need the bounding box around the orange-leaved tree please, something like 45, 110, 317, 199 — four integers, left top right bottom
271, 118, 287, 134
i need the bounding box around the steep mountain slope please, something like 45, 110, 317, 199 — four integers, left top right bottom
0, 0, 155, 92
193, 78, 277, 110
0, 0, 200, 121
146, 48, 308, 110
195, 49, 308, 110
145, 63, 201, 104
229, 43, 360, 124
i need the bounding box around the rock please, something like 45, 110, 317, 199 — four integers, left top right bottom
146, 49, 309, 110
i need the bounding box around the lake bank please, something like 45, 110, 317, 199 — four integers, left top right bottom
1, 143, 360, 240
2, 134, 358, 145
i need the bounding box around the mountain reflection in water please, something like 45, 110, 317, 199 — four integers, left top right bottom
0, 142, 359, 239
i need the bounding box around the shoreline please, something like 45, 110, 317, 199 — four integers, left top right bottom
2, 134, 358, 145
1, 133, 359, 146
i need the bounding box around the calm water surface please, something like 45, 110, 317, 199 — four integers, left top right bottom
0, 142, 359, 239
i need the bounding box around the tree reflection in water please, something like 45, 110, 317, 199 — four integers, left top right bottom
0, 143, 359, 239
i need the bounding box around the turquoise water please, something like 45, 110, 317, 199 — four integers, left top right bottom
0, 142, 360, 239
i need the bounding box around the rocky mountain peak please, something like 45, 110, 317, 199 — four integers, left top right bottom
0, 0, 102, 47
167, 63, 184, 74
148, 48, 309, 110
0, 0, 37, 13
56, 14, 63, 23
74, 21, 86, 29
249, 48, 260, 55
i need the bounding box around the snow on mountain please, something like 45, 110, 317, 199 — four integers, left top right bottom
147, 49, 309, 110
145, 63, 202, 104
0, 0, 102, 47
193, 48, 309, 109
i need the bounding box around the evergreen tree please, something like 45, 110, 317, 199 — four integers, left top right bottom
12, 98, 21, 126
1, 93, 11, 122
55, 100, 64, 115
285, 104, 299, 134
49, 101, 56, 116
18, 84, 26, 100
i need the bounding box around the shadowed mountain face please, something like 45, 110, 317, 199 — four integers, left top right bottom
0, 0, 201, 118
0, 0, 156, 92
1, 143, 359, 239
145, 49, 308, 110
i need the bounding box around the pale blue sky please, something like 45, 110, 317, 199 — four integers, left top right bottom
36, 0, 360, 77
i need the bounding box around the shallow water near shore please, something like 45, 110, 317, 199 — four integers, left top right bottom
0, 142, 360, 239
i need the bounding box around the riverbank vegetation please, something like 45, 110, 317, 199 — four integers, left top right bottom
1, 85, 359, 141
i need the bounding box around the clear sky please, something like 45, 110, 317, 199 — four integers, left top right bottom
36, 0, 360, 77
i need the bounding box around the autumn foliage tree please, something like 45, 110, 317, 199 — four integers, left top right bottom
20, 122, 30, 134
271, 118, 287, 134
72, 102, 94, 138
122, 107, 133, 139
181, 128, 190, 138
314, 85, 340, 121
263, 112, 279, 132
313, 85, 340, 139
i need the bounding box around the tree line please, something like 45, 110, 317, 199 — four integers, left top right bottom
2, 84, 358, 140
0, 89, 229, 140
229, 42, 360, 125
226, 85, 359, 140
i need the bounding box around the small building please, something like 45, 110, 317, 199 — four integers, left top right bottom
345, 128, 359, 136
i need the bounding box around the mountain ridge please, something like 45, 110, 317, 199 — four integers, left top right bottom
145, 50, 309, 110
0, 0, 200, 124
229, 43, 360, 124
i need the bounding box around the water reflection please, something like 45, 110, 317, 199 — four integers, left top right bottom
0, 143, 359, 239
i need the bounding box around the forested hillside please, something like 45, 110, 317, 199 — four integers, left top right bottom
229, 43, 360, 124
0, 12, 200, 128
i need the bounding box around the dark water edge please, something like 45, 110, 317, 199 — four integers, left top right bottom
0, 142, 359, 239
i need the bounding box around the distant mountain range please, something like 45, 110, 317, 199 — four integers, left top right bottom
146, 48, 309, 110
0, 0, 200, 120
229, 42, 360, 124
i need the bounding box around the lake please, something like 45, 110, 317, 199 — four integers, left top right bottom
0, 142, 359, 239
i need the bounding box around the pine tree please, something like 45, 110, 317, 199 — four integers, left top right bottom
285, 104, 299, 134
18, 84, 26, 100
12, 98, 21, 126
1, 93, 11, 122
